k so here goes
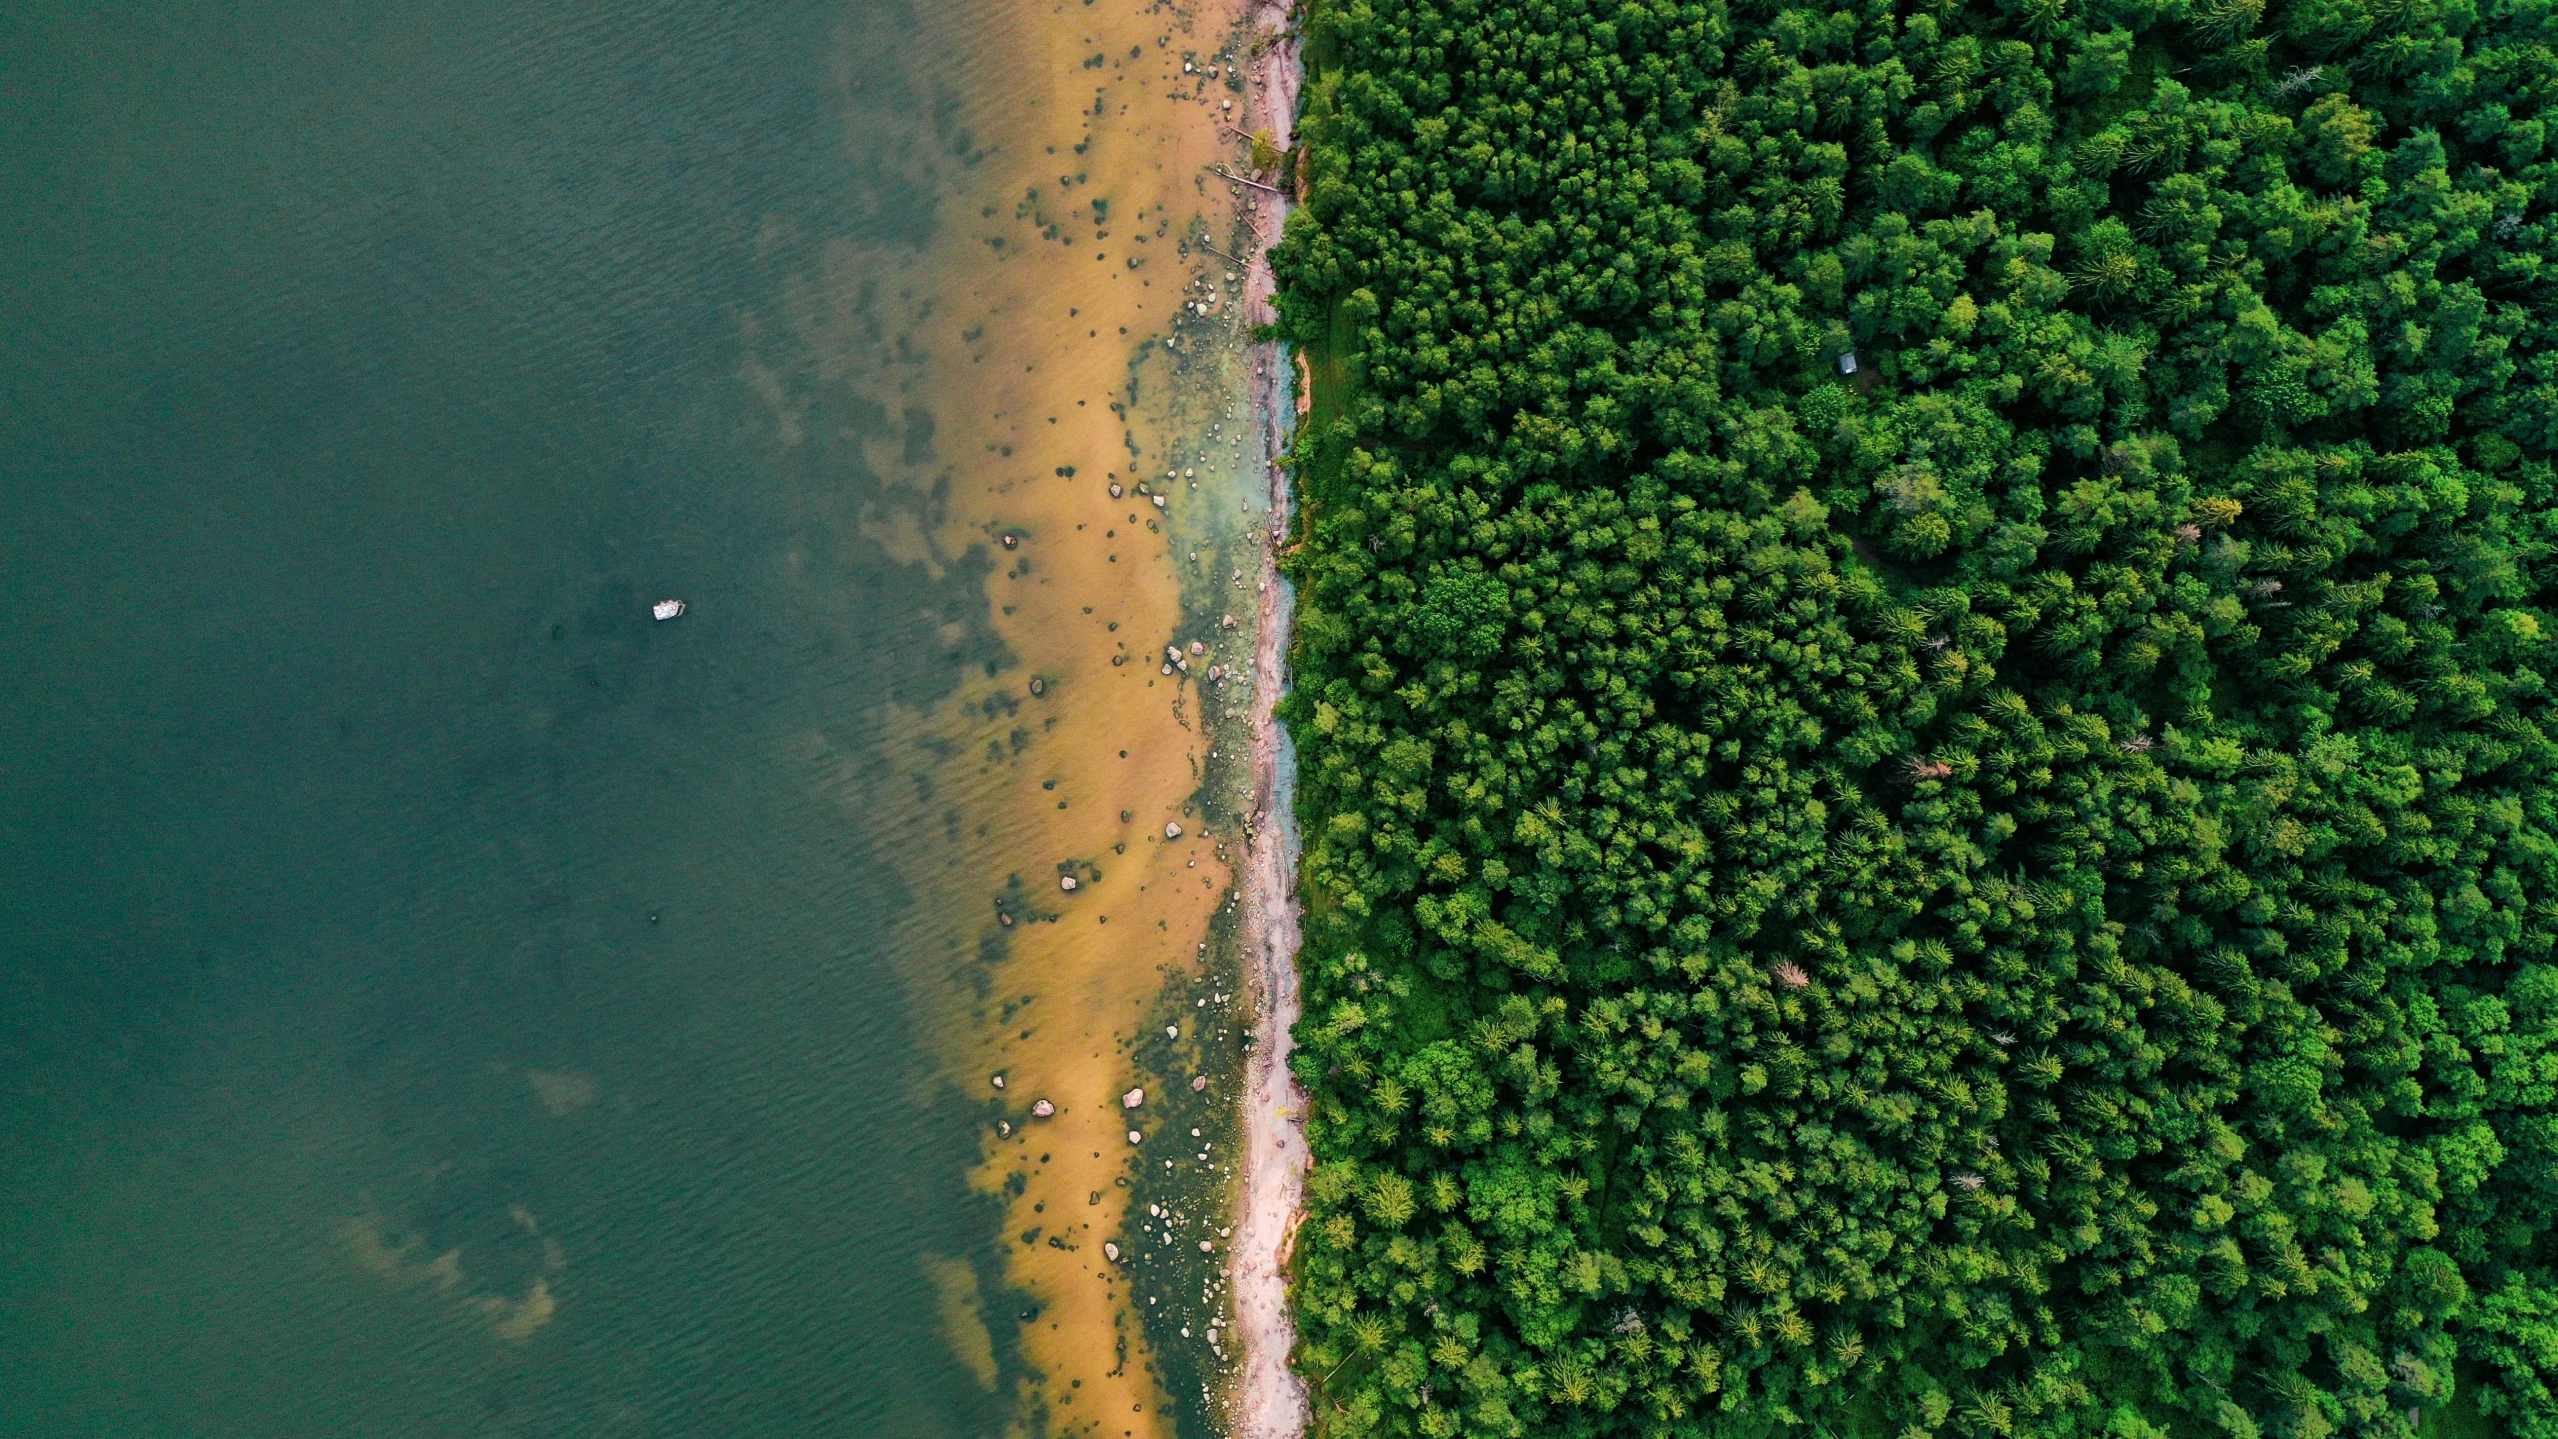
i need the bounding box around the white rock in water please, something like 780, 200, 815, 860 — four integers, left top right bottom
1105, 1242, 1121, 1261
1060, 875, 1078, 891
1191, 1075, 1208, 1091
1166, 1025, 1180, 1039
1122, 1087, 1145, 1109
1127, 1129, 1143, 1144
1153, 495, 1167, 509
1032, 1099, 1055, 1117
1189, 640, 1205, 655
1199, 1240, 1214, 1252
992, 1074, 1006, 1089
1165, 822, 1183, 839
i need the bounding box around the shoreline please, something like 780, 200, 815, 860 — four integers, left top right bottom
814, 2, 1307, 1431
1230, 1, 1310, 1436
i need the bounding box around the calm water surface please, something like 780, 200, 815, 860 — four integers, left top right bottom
0, 1, 1020, 1433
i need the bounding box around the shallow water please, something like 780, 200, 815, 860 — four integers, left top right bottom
0, 0, 1270, 1434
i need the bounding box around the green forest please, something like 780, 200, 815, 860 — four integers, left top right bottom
1264, 0, 2558, 1434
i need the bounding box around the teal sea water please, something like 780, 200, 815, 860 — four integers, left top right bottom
0, 1, 1015, 1433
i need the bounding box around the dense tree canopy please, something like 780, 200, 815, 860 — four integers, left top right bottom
1267, 0, 2558, 1434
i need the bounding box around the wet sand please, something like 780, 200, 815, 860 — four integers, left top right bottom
1229, 8, 1311, 1439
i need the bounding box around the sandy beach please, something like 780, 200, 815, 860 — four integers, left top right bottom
1230, 3, 1310, 1437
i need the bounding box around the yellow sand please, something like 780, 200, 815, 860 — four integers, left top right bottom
738, 1, 1270, 1434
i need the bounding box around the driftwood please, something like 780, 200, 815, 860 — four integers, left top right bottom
1205, 165, 1286, 196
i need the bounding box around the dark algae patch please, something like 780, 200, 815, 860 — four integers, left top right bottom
1268, 0, 2557, 1435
